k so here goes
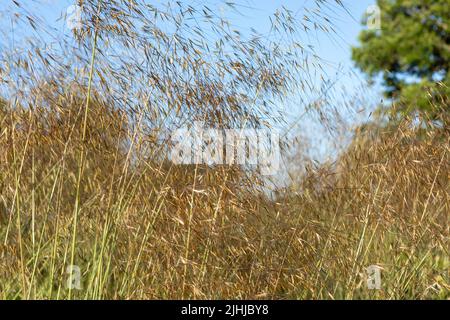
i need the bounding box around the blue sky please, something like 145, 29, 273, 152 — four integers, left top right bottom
1, 0, 382, 163
2, 0, 377, 88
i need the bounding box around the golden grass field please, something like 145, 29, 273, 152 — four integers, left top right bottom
0, 94, 448, 299
0, 0, 448, 299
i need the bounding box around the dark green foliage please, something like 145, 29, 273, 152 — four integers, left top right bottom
352, 0, 449, 117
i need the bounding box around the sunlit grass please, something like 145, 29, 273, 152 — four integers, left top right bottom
0, 0, 448, 300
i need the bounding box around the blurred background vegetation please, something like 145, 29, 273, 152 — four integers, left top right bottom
353, 0, 449, 122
